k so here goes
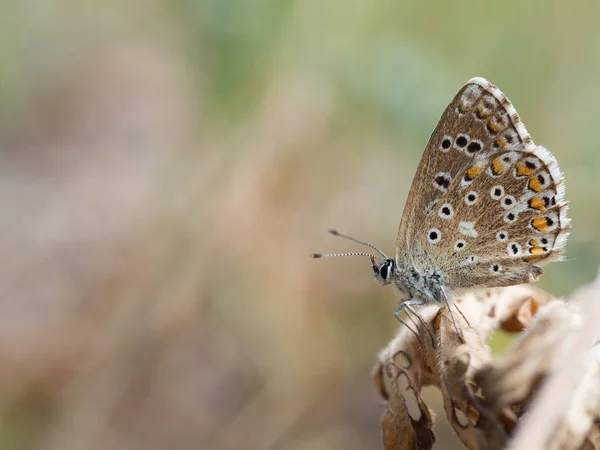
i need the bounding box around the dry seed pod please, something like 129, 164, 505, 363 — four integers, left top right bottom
374, 285, 567, 450
507, 271, 600, 450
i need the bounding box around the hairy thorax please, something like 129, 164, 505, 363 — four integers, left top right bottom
392, 265, 445, 304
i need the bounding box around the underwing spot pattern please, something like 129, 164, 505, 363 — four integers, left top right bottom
501, 195, 516, 209
438, 203, 455, 220
458, 221, 478, 238
528, 194, 555, 211
504, 211, 518, 224
527, 238, 548, 255
458, 255, 479, 267
527, 171, 551, 193
474, 95, 495, 120
490, 185, 505, 200
515, 158, 541, 178
454, 134, 469, 150
454, 239, 467, 252
507, 242, 522, 256
427, 228, 442, 244
490, 264, 503, 274
439, 134, 485, 156
486, 151, 519, 177
457, 84, 484, 114
464, 191, 478, 206
425, 199, 439, 215
486, 109, 510, 136
466, 140, 483, 154
530, 214, 558, 233
433, 172, 452, 192
410, 78, 569, 297
440, 136, 453, 152
461, 161, 488, 188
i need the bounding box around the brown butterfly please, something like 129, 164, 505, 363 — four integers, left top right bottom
312, 78, 570, 335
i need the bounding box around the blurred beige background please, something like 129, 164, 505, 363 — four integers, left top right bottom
1, 1, 599, 449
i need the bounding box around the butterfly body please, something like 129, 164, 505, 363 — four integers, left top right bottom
393, 265, 445, 304
373, 257, 444, 304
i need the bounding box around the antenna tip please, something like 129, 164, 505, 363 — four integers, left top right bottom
309, 253, 322, 258
327, 228, 340, 236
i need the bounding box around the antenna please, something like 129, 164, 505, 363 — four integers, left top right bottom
326, 228, 389, 259
310, 252, 382, 262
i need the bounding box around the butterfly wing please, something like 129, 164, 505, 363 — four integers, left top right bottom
396, 78, 569, 291
396, 78, 522, 251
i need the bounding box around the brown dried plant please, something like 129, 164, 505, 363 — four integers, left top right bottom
373, 272, 600, 450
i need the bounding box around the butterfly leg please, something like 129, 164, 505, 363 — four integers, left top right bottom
394, 299, 434, 347
440, 287, 465, 343
393, 306, 421, 343
453, 302, 471, 328
404, 300, 436, 347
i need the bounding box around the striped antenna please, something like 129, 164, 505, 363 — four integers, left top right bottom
310, 252, 381, 262
326, 228, 389, 259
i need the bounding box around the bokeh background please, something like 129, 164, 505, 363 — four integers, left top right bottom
1, 1, 599, 449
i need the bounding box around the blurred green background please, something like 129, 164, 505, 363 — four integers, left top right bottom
0, 1, 598, 449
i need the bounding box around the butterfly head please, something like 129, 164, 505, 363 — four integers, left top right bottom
311, 228, 397, 286
373, 258, 395, 285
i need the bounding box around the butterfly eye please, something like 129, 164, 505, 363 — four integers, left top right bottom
377, 259, 395, 284
379, 263, 388, 280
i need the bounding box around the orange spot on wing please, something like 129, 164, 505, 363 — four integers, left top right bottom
476, 106, 490, 119
529, 196, 546, 211
487, 119, 501, 133
491, 158, 504, 175
532, 216, 549, 232
528, 176, 543, 192
530, 246, 545, 255
524, 254, 545, 263
466, 166, 483, 179
495, 138, 507, 148
516, 162, 534, 177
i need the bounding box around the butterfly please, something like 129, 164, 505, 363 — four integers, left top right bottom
312, 77, 570, 336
